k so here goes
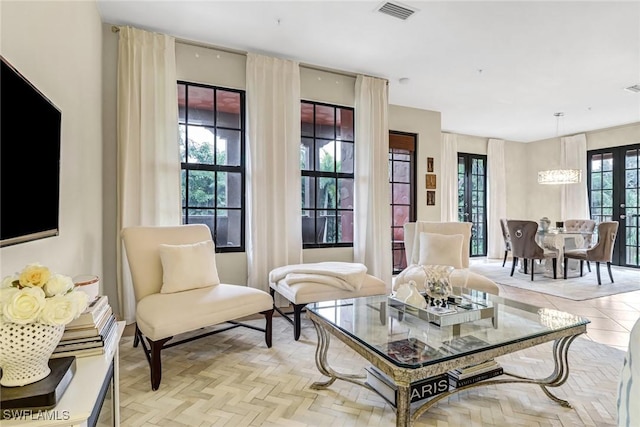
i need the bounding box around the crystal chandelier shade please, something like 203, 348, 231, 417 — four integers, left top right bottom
537, 169, 582, 185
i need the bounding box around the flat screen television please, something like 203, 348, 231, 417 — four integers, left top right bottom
1, 55, 61, 247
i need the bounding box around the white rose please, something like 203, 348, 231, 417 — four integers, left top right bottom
43, 274, 74, 297
65, 290, 89, 319
3, 287, 46, 324
0, 287, 20, 323
40, 295, 78, 326
1, 275, 17, 288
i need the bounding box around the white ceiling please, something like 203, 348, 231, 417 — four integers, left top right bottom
96, 0, 640, 142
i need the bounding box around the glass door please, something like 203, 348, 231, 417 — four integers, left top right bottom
588, 144, 640, 267
389, 131, 416, 273
458, 153, 487, 257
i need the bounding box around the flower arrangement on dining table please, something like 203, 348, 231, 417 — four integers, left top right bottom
1, 263, 89, 326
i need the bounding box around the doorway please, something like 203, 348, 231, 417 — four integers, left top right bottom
389, 131, 417, 273
458, 153, 487, 257
588, 144, 640, 267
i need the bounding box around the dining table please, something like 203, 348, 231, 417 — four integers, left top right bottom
536, 229, 593, 278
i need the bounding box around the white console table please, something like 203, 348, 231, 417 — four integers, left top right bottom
3, 321, 125, 427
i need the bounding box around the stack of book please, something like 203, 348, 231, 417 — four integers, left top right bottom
447, 359, 503, 388
365, 365, 449, 407
52, 295, 117, 359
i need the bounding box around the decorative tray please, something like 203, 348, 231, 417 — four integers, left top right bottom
387, 294, 496, 328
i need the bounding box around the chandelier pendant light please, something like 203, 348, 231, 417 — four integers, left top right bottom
537, 169, 582, 184
537, 112, 582, 185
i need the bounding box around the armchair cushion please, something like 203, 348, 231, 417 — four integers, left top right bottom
136, 284, 273, 341
405, 222, 472, 268
159, 240, 220, 293
418, 232, 464, 269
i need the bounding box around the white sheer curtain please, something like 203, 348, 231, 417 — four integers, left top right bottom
353, 75, 392, 285
561, 133, 590, 220
440, 133, 459, 222
246, 53, 302, 292
116, 27, 181, 324
487, 138, 507, 259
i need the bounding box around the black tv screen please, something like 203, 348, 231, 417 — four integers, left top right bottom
1, 56, 61, 247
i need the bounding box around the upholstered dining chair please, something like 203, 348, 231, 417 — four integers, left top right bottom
499, 218, 512, 267
507, 220, 558, 280
564, 219, 597, 272
121, 224, 274, 390
563, 221, 619, 285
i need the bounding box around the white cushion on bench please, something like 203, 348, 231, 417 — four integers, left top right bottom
270, 273, 387, 305
136, 284, 273, 341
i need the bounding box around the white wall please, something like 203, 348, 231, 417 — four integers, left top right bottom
0, 2, 104, 294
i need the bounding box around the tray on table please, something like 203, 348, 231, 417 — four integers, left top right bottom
387, 293, 496, 331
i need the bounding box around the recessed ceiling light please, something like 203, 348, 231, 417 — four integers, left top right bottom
624, 84, 640, 93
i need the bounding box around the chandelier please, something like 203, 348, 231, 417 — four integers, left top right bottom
537, 112, 582, 185
537, 169, 582, 185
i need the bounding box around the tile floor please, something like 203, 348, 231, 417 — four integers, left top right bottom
472, 258, 640, 352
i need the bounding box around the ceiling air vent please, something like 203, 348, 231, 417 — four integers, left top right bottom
625, 84, 640, 93
376, 1, 418, 20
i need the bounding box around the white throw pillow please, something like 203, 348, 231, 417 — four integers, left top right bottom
159, 240, 220, 293
418, 232, 464, 269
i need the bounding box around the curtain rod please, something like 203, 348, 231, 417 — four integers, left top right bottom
110, 25, 378, 81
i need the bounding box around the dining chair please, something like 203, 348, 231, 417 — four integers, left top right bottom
564, 219, 597, 272
563, 221, 619, 284
499, 218, 512, 267
507, 220, 558, 280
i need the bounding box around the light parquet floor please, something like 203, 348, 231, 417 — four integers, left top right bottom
118, 313, 624, 427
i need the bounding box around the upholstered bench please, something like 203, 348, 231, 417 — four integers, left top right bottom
269, 262, 387, 340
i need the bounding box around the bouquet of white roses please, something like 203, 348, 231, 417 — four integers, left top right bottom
0, 263, 89, 326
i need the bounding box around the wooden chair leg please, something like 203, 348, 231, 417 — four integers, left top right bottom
293, 303, 306, 341
524, 259, 528, 274
579, 260, 584, 277
503, 250, 508, 267
607, 262, 614, 283
596, 262, 602, 285
149, 336, 172, 391
261, 309, 274, 348
133, 325, 141, 348
563, 257, 568, 279
587, 261, 591, 272
510, 257, 518, 277
552, 259, 557, 279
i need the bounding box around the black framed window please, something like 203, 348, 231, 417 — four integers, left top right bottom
301, 101, 354, 248
178, 81, 245, 252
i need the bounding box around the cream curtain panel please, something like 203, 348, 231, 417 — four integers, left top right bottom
440, 133, 459, 222
560, 133, 590, 220
353, 75, 392, 286
116, 27, 181, 324
487, 138, 507, 259
245, 53, 302, 293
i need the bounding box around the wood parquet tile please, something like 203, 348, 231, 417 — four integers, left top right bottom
118, 316, 622, 426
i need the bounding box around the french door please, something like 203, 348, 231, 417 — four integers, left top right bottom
389, 131, 416, 274
588, 144, 640, 267
458, 153, 487, 257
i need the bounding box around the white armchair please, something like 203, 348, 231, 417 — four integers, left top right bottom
121, 224, 274, 390
395, 221, 499, 295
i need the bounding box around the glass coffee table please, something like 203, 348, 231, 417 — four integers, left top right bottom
306, 288, 590, 427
